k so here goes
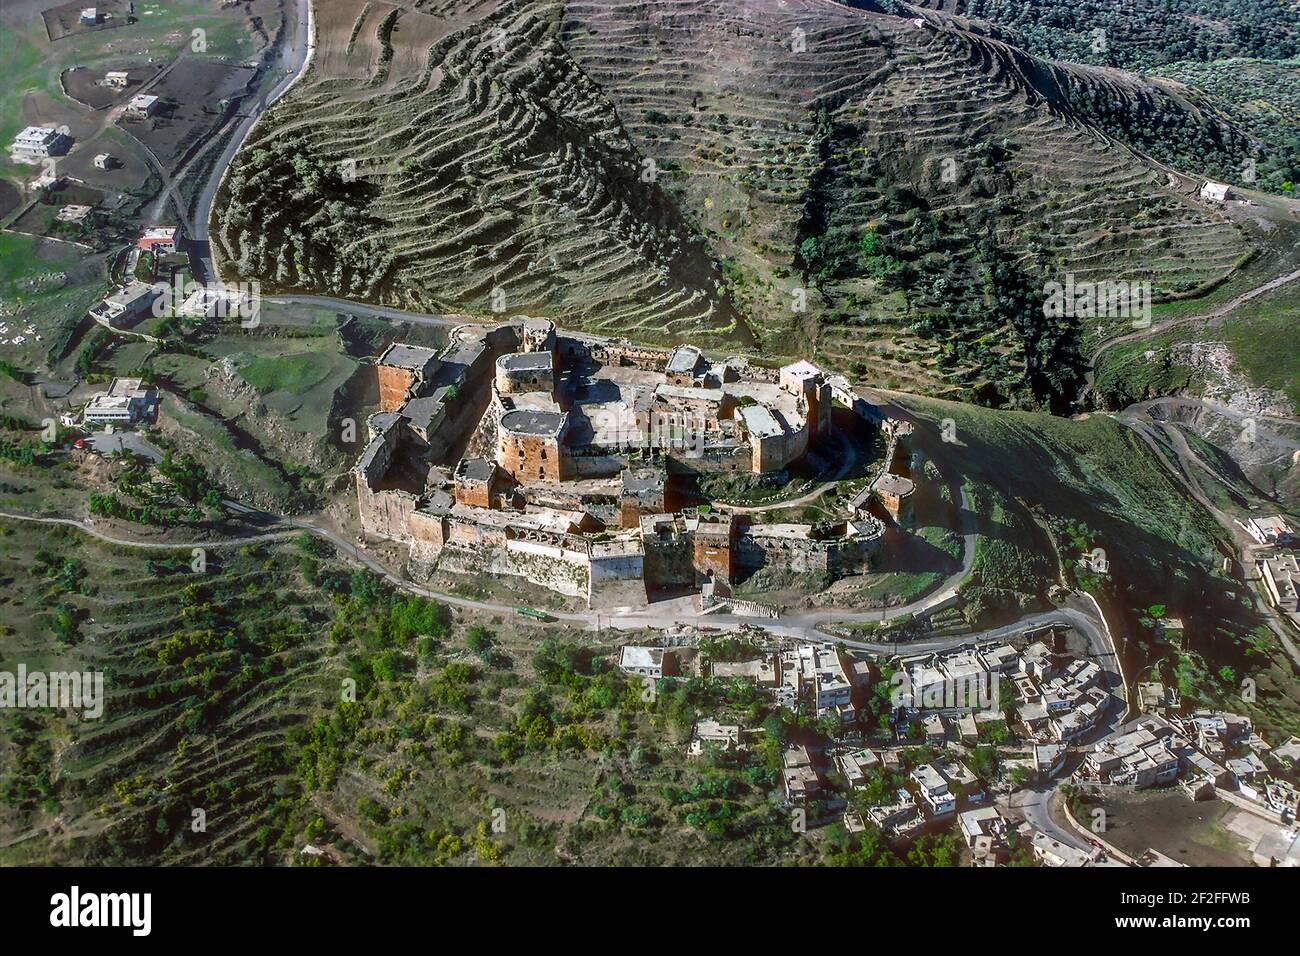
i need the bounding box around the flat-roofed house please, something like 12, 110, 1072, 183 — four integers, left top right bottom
10, 126, 69, 163
836, 748, 880, 789
137, 226, 179, 254
1200, 181, 1232, 203
912, 763, 956, 815
82, 378, 156, 426
127, 94, 160, 118
1243, 515, 1296, 546
1261, 553, 1300, 618
782, 745, 822, 802
617, 645, 676, 680
99, 280, 159, 327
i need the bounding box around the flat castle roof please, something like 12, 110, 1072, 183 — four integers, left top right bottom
499, 351, 553, 371
737, 403, 782, 439
871, 472, 915, 496
500, 408, 565, 437
378, 343, 439, 371
456, 457, 496, 482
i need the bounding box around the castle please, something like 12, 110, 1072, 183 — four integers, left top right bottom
354, 318, 899, 607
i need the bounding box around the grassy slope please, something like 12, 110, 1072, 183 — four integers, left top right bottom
1094, 281, 1300, 411
898, 394, 1224, 601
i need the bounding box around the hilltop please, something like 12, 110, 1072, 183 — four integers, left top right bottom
211, 0, 1294, 411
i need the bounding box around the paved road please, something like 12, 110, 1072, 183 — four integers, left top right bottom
1082, 267, 1300, 404
193, 0, 314, 284
264, 294, 458, 328
0, 505, 1106, 665
1115, 405, 1300, 669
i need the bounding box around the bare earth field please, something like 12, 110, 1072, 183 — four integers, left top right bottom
1097, 789, 1252, 867
60, 63, 160, 110
41, 0, 131, 43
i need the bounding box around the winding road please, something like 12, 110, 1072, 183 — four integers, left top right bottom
191, 0, 314, 284
1082, 266, 1300, 404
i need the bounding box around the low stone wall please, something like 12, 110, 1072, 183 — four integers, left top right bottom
734, 531, 879, 575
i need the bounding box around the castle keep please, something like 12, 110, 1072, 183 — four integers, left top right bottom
355, 318, 887, 607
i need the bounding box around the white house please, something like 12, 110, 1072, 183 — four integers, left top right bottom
83, 378, 155, 426
127, 94, 160, 118
98, 280, 159, 327
1200, 181, 1232, 203
1241, 514, 1295, 546
911, 763, 956, 816
10, 126, 69, 163
617, 645, 673, 679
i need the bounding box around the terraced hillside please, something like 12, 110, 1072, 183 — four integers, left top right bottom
215, 0, 1270, 407
213, 0, 748, 346
0, 522, 821, 866
897, 0, 1300, 68
565, 1, 1255, 404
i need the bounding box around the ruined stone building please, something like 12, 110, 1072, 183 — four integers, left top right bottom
354, 317, 888, 607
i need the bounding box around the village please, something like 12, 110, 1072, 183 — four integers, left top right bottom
611, 619, 1300, 867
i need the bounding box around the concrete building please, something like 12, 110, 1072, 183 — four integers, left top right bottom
836, 748, 881, 789
1200, 181, 1232, 203
782, 745, 821, 803
82, 378, 156, 426
1261, 552, 1300, 619
136, 226, 179, 254
687, 719, 741, 758
1085, 717, 1180, 788
798, 644, 854, 724
126, 94, 160, 118
912, 763, 956, 815
617, 645, 676, 680
98, 280, 159, 327
1031, 830, 1095, 867
1242, 514, 1295, 546
958, 805, 1009, 855
56, 205, 91, 223
10, 126, 69, 163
